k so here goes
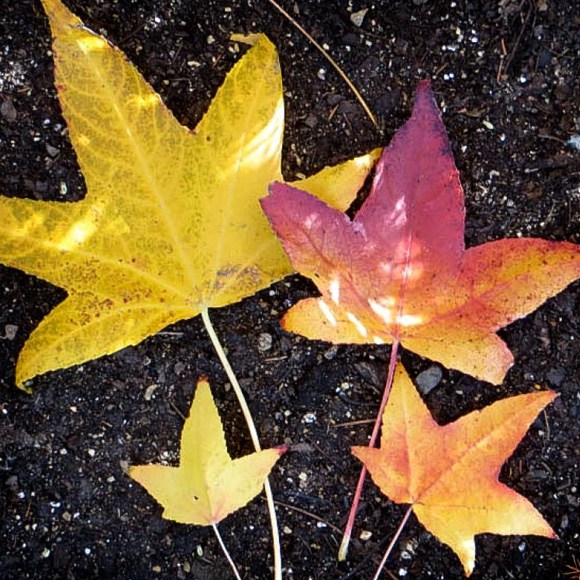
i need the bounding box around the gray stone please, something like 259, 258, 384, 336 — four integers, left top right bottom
415, 366, 443, 395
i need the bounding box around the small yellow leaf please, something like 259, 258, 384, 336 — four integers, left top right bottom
0, 0, 378, 387
129, 378, 285, 525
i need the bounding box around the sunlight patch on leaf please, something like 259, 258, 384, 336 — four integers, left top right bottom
318, 299, 337, 326
346, 312, 368, 337
329, 277, 340, 304
127, 93, 161, 110
76, 35, 108, 53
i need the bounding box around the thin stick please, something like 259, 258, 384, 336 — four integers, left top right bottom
202, 309, 282, 580
332, 418, 375, 428
273, 498, 343, 535
338, 341, 400, 561
372, 505, 413, 580
212, 523, 242, 580
262, 0, 379, 128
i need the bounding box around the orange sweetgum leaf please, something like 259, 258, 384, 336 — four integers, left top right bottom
129, 378, 285, 525
261, 81, 580, 384
353, 364, 557, 576
0, 0, 378, 388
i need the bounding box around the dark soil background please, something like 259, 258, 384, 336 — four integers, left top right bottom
1, 1, 579, 578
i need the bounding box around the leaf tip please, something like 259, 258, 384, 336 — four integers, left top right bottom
196, 374, 210, 387
230, 32, 267, 47
273, 444, 289, 456
41, 0, 83, 33
532, 387, 558, 409
264, 179, 285, 197
260, 180, 293, 219
413, 82, 448, 134
413, 79, 436, 107
15, 363, 36, 393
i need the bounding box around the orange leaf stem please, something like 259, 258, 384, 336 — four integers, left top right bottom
373, 505, 414, 580
338, 340, 400, 561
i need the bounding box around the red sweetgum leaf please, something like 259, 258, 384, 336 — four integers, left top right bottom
353, 363, 557, 576
261, 81, 580, 384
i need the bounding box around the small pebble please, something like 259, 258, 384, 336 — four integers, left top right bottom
566, 135, 580, 150
257, 333, 272, 352
323, 345, 338, 360
545, 367, 566, 387
415, 366, 443, 394
144, 384, 159, 400
45, 143, 59, 157
350, 8, 368, 27
0, 98, 17, 121
3, 324, 18, 340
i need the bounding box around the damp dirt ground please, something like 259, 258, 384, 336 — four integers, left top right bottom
0, 1, 579, 579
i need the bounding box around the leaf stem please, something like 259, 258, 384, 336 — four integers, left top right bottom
201, 308, 282, 580
372, 505, 413, 580
338, 340, 400, 561
212, 523, 242, 580
262, 0, 379, 128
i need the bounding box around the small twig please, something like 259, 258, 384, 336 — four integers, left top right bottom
564, 555, 580, 578
537, 134, 566, 144
332, 418, 375, 428
274, 499, 343, 535
202, 309, 282, 580
372, 506, 413, 580
262, 0, 379, 128
542, 408, 551, 441
168, 400, 187, 421
212, 523, 242, 580
117, 21, 148, 46
496, 37, 508, 82
503, 2, 533, 77
338, 342, 400, 561
263, 355, 288, 362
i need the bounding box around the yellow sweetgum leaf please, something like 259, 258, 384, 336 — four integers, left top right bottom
0, 0, 379, 387
129, 378, 285, 525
